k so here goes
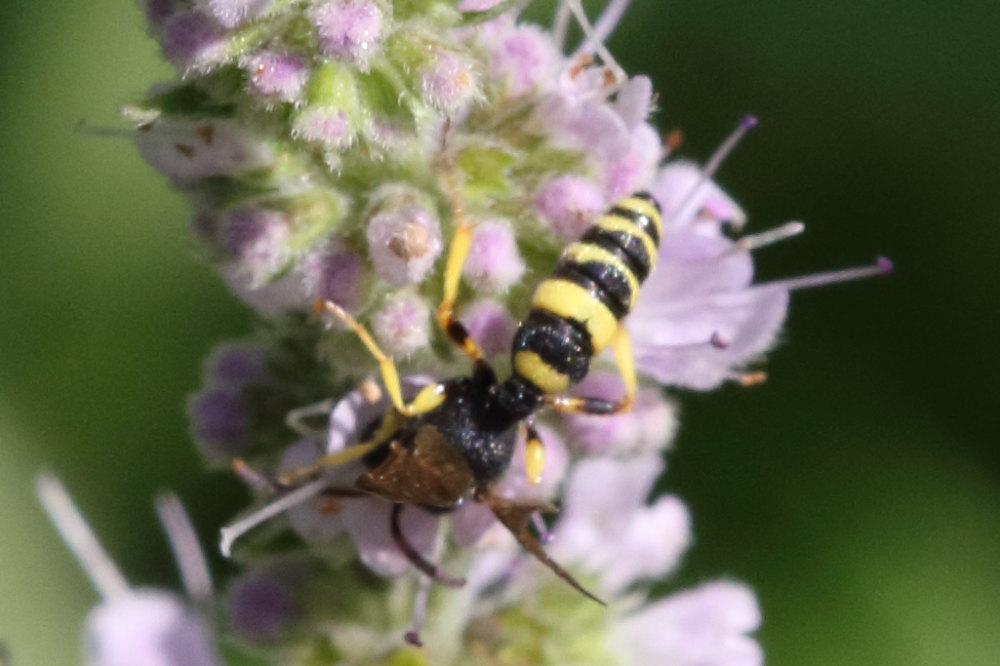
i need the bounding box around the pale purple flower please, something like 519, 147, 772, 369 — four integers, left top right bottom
628, 230, 786, 390
293, 107, 353, 148
651, 160, 747, 232
610, 581, 763, 666
551, 455, 691, 594
196, 0, 272, 28
630, 215, 890, 389
206, 343, 269, 388
535, 174, 608, 240
221, 207, 292, 288
460, 299, 515, 360
366, 203, 443, 287
85, 591, 222, 666
459, 0, 504, 10
312, 0, 385, 69
613, 75, 655, 130
135, 118, 273, 180
188, 388, 250, 458
226, 567, 300, 644
244, 51, 308, 102
561, 371, 678, 456
604, 121, 661, 201
372, 291, 431, 356
300, 241, 368, 313
220, 267, 307, 314
462, 221, 525, 291
35, 476, 222, 666
144, 0, 183, 28
159, 12, 227, 69
421, 51, 480, 112
488, 25, 561, 98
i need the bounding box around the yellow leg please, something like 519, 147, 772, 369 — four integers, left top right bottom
313, 300, 446, 417
547, 325, 637, 416
524, 422, 545, 486
433, 170, 486, 363
278, 439, 382, 486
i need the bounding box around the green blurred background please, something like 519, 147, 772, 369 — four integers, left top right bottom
2, 0, 998, 664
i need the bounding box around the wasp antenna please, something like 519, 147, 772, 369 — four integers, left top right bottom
155, 492, 213, 602
566, 0, 626, 87
390, 504, 466, 589
35, 472, 130, 601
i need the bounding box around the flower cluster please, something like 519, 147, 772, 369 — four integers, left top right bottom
45, 0, 889, 664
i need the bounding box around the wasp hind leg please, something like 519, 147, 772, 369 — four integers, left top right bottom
547, 324, 637, 416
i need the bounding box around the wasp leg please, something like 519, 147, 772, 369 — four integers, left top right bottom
277, 408, 406, 486
390, 504, 466, 589
547, 324, 636, 416
431, 153, 489, 364
524, 421, 546, 486
313, 299, 446, 417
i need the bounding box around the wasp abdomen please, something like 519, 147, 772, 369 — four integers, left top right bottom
511, 192, 663, 396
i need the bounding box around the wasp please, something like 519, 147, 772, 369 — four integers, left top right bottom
278, 190, 663, 612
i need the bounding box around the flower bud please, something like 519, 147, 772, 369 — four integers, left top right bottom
462, 220, 524, 291
244, 51, 308, 102
372, 291, 431, 356
366, 200, 443, 287
311, 0, 385, 70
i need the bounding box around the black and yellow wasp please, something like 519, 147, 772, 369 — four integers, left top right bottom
285, 190, 663, 606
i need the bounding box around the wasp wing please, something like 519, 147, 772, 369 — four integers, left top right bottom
481, 491, 605, 606
357, 425, 474, 508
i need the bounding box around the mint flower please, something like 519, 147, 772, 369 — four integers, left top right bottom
49, 0, 894, 663
36, 475, 223, 666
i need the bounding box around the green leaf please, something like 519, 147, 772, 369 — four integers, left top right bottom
457, 147, 517, 199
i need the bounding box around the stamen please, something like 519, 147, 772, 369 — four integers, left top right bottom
590, 0, 635, 50
532, 513, 553, 544
567, 0, 626, 87
155, 492, 213, 601
220, 477, 331, 557
733, 371, 768, 387
663, 128, 684, 156
553, 1, 573, 52
35, 473, 130, 601
754, 256, 893, 293
406, 514, 452, 646
671, 116, 758, 229
731, 221, 805, 253
404, 575, 431, 647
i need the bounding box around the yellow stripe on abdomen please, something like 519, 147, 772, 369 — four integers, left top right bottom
513, 350, 571, 393
595, 215, 658, 273
531, 278, 617, 353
